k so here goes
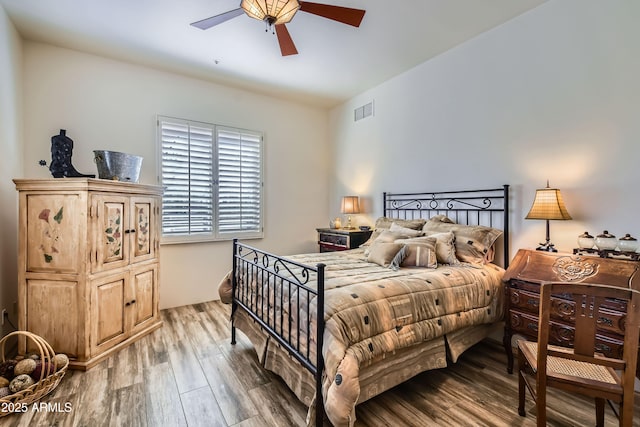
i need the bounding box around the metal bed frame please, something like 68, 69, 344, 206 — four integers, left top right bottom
231, 185, 509, 426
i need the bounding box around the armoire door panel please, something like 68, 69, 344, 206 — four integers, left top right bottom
26, 279, 80, 357
25, 194, 84, 274
94, 276, 126, 348
93, 195, 130, 273
130, 197, 156, 264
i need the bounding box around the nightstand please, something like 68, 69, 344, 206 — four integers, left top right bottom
502, 249, 640, 375
316, 228, 372, 252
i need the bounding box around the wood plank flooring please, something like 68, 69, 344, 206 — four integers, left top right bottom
2, 300, 640, 427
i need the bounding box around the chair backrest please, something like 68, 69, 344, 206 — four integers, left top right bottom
537, 282, 640, 389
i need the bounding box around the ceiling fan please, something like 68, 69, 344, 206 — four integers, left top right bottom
190, 0, 366, 56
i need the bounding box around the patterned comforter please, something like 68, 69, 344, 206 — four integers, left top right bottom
219, 248, 505, 426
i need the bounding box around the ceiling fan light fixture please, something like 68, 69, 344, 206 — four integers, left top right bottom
241, 0, 300, 25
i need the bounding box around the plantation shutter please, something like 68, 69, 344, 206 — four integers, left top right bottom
158, 116, 263, 243
216, 127, 263, 236
160, 120, 214, 237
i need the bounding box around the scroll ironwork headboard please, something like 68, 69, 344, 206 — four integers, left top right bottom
383, 185, 510, 268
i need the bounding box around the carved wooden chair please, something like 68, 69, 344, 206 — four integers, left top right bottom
517, 282, 640, 427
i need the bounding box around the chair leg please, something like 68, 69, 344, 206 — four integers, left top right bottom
517, 349, 526, 417
518, 369, 526, 416
536, 397, 547, 427
620, 394, 634, 427
536, 375, 547, 427
595, 397, 604, 427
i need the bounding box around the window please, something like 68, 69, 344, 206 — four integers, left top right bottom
158, 116, 263, 243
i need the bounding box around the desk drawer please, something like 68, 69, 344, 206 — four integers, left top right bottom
509, 280, 628, 313
508, 288, 540, 315
508, 288, 627, 336
509, 309, 624, 359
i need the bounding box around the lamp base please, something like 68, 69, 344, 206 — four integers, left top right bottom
535, 220, 558, 252
345, 215, 353, 230
536, 242, 558, 252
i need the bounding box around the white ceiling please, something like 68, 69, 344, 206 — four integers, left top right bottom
1, 0, 547, 108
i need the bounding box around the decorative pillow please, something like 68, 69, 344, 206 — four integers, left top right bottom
389, 222, 423, 237
390, 237, 437, 269
366, 242, 405, 268
363, 230, 411, 256
403, 242, 438, 268
360, 217, 426, 247
420, 231, 459, 265
374, 217, 426, 231
377, 230, 415, 242
428, 214, 455, 224
360, 230, 382, 247
394, 235, 437, 245
422, 219, 502, 265
484, 244, 496, 263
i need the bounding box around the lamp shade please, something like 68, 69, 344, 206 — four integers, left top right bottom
525, 186, 572, 220
341, 196, 361, 215
241, 0, 300, 25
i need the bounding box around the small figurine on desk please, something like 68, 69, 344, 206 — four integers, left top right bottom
41, 129, 95, 178
330, 217, 342, 229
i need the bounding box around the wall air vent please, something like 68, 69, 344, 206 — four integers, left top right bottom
354, 101, 374, 122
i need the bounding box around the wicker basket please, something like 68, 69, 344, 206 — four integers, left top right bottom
0, 331, 69, 416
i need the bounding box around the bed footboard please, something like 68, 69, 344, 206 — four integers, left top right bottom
231, 239, 325, 426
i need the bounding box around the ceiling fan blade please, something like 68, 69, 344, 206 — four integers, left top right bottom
299, 1, 365, 27
275, 24, 298, 56
190, 8, 244, 30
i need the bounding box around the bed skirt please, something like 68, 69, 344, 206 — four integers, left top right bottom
232, 306, 500, 426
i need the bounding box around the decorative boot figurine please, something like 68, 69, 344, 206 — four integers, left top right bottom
48, 129, 95, 178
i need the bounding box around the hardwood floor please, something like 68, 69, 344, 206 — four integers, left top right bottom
2, 300, 639, 427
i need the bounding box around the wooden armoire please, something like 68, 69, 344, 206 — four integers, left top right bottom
14, 178, 163, 370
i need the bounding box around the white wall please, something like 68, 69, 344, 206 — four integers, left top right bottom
329, 0, 640, 259
21, 42, 331, 308
0, 5, 23, 335
10, 0, 640, 311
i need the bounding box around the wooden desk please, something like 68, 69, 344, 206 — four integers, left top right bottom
502, 248, 640, 374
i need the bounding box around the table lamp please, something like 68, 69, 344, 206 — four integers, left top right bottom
525, 181, 572, 252
341, 196, 360, 229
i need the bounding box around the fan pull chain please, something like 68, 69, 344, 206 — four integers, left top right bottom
264, 21, 276, 34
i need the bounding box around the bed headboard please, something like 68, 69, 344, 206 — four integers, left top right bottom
383, 185, 510, 268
